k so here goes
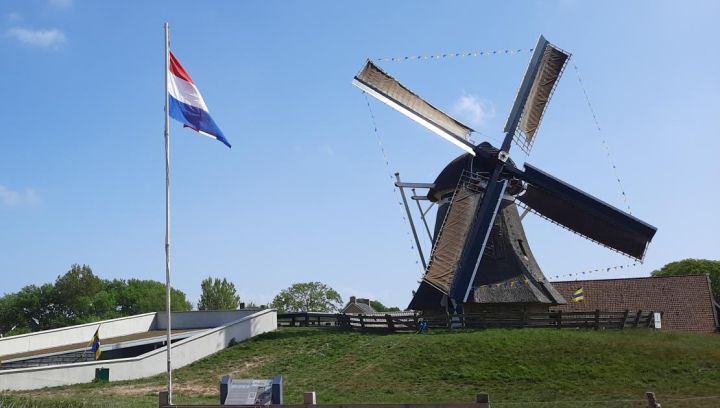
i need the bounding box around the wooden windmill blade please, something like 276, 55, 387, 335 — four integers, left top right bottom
437, 36, 571, 304
511, 163, 657, 260
504, 35, 571, 154
448, 177, 509, 302
352, 60, 477, 155
440, 36, 574, 303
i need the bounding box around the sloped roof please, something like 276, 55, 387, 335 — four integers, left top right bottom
342, 301, 376, 315
552, 275, 718, 332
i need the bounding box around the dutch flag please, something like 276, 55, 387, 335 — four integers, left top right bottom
167, 51, 231, 148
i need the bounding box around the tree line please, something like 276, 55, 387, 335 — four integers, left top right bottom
3, 258, 716, 337
0, 264, 193, 337
0, 266, 400, 337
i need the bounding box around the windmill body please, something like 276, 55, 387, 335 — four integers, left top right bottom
353, 36, 657, 318
409, 143, 565, 313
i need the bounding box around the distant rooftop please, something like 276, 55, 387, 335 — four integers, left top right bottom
342, 296, 377, 314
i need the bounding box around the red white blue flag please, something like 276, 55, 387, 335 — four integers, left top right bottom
167, 52, 231, 148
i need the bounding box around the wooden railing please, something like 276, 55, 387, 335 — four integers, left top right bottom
426, 310, 658, 330
278, 310, 658, 332
277, 312, 344, 328
338, 312, 419, 332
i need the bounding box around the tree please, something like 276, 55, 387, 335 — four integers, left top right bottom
0, 265, 195, 336
197, 277, 240, 310
8, 284, 60, 331
369, 300, 401, 312
651, 258, 720, 303
116, 279, 192, 315
271, 282, 342, 313
53, 264, 102, 321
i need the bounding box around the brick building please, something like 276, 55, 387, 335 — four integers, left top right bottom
552, 275, 718, 333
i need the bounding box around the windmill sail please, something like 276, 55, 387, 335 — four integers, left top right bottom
421, 170, 510, 303
504, 36, 571, 154
450, 178, 508, 302
423, 186, 482, 294
352, 60, 476, 155
516, 163, 657, 260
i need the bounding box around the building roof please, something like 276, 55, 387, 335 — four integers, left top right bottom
348, 303, 375, 314
342, 298, 376, 314
552, 275, 718, 333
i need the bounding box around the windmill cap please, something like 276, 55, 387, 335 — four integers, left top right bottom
428, 142, 517, 201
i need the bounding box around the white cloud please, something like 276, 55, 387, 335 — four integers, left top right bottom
5, 12, 22, 22
452, 94, 496, 128
48, 0, 73, 8
0, 185, 40, 207
6, 27, 66, 48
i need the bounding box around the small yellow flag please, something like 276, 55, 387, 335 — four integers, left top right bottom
572, 287, 585, 302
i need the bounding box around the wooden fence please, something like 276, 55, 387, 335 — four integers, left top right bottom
277, 310, 658, 332
338, 312, 419, 332
277, 312, 345, 328
455, 309, 658, 330
277, 312, 420, 332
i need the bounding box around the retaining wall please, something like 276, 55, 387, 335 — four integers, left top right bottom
156, 309, 260, 330
0, 313, 157, 358
0, 309, 277, 391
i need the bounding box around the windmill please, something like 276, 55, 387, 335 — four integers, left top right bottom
352, 36, 657, 315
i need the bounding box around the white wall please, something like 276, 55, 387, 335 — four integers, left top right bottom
0, 309, 277, 391
156, 310, 259, 330
0, 313, 157, 358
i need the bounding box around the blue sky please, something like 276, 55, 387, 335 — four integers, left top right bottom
1, 1, 718, 309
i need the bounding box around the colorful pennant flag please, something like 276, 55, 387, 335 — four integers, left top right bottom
572, 287, 585, 302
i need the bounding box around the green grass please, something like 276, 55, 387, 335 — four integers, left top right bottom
2, 328, 720, 407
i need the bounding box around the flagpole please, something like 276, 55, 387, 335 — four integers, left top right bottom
163, 21, 173, 404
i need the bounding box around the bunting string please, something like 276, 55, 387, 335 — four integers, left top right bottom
362, 49, 636, 281
363, 94, 425, 275
372, 51, 633, 217
549, 262, 639, 281
374, 48, 534, 63
573, 63, 632, 214
473, 262, 640, 292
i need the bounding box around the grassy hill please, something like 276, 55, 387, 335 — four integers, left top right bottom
3, 328, 720, 407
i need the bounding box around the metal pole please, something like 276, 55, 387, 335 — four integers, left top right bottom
412, 188, 433, 241
519, 207, 530, 220
395, 173, 426, 269
163, 21, 173, 404
422, 201, 435, 217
